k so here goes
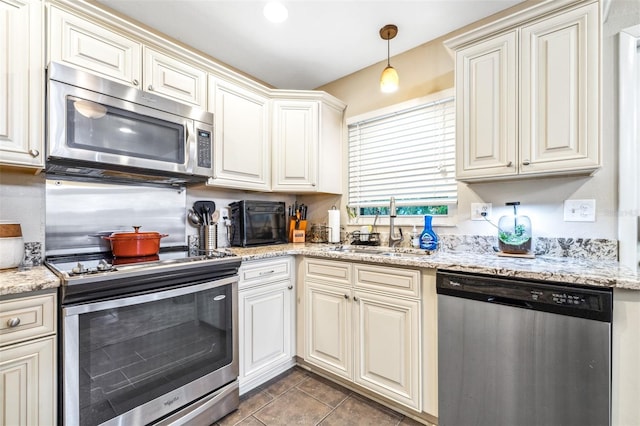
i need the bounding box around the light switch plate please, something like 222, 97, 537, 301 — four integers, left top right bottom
471, 203, 492, 221
563, 199, 596, 222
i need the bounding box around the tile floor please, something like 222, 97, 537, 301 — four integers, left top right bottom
216, 367, 426, 426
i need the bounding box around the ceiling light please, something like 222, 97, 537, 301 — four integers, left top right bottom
263, 2, 288, 23
379, 24, 399, 93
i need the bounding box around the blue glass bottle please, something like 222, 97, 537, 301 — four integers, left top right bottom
419, 215, 439, 250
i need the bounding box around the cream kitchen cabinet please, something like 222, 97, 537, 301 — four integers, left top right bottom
0, 291, 56, 426
449, 0, 600, 181
207, 76, 271, 191
143, 46, 207, 108
238, 257, 295, 394
0, 0, 44, 170
271, 93, 345, 194
48, 5, 207, 108
303, 258, 422, 411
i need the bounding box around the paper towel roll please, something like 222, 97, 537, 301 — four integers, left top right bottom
328, 209, 341, 243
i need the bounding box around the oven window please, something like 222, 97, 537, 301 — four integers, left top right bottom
66, 96, 185, 164
77, 284, 233, 425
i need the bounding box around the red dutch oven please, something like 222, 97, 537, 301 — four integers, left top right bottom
102, 226, 168, 257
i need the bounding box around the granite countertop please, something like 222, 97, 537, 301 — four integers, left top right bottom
0, 266, 60, 297
230, 243, 640, 291
2, 244, 639, 296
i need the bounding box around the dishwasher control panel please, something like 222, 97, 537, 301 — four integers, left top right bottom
436, 270, 613, 322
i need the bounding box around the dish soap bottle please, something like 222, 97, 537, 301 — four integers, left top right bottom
419, 215, 438, 250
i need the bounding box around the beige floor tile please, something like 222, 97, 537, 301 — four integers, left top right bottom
398, 416, 428, 425
218, 390, 273, 426
235, 416, 266, 426
261, 368, 309, 397
254, 389, 333, 425
318, 394, 403, 426
296, 375, 351, 408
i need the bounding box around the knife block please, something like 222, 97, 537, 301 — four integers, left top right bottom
289, 219, 307, 243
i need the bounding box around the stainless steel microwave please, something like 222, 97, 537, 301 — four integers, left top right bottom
46, 62, 213, 186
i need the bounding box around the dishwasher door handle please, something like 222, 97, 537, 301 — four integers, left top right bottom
487, 296, 533, 309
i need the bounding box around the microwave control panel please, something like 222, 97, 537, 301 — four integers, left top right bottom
197, 129, 212, 168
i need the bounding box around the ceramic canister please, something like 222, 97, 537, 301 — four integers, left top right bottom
0, 221, 24, 269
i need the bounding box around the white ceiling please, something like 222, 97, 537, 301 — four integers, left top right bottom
96, 0, 525, 90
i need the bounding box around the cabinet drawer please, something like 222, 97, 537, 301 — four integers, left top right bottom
354, 264, 420, 298
0, 293, 56, 347
240, 257, 292, 288
304, 258, 352, 287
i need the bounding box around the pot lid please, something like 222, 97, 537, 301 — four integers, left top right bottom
108, 226, 168, 239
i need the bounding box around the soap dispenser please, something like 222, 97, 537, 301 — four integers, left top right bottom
497, 202, 532, 255
411, 225, 420, 248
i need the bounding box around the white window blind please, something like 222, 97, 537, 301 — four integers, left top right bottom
348, 95, 456, 209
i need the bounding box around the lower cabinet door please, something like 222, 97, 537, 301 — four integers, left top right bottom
0, 336, 55, 426
305, 281, 352, 379
239, 280, 293, 388
354, 291, 422, 411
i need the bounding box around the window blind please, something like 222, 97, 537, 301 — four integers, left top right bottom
348, 96, 456, 209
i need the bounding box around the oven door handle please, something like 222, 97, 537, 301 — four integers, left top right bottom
63, 275, 238, 316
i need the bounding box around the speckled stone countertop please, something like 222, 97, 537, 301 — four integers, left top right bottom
0, 266, 60, 297
230, 243, 640, 291
1, 244, 638, 296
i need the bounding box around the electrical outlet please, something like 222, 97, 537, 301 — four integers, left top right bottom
564, 199, 596, 222
471, 203, 492, 221
220, 208, 229, 221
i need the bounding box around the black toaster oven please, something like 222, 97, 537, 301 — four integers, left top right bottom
229, 200, 287, 247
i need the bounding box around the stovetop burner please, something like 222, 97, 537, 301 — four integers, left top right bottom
47, 247, 238, 277
46, 247, 242, 305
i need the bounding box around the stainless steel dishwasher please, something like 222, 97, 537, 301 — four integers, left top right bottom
437, 270, 612, 426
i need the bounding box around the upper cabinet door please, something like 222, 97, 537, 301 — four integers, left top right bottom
519, 2, 599, 175
143, 47, 207, 108
207, 76, 271, 191
0, 0, 44, 169
271, 100, 319, 191
455, 31, 518, 180
48, 6, 142, 87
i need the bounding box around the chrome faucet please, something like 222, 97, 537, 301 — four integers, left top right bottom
388, 197, 404, 248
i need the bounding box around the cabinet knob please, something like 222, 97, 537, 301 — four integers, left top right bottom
7, 317, 21, 328
506, 161, 513, 167
132, 79, 139, 86
148, 85, 154, 91
344, 294, 349, 299
353, 296, 359, 302
522, 160, 531, 166
287, 285, 293, 290
29, 149, 39, 158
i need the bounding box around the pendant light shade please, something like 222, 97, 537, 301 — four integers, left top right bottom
379, 24, 399, 93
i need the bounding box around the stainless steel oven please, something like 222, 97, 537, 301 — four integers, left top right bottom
50, 252, 242, 426
46, 62, 213, 186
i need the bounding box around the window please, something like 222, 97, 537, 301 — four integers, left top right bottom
347, 89, 456, 224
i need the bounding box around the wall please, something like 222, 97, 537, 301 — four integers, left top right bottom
0, 170, 46, 243
0, 168, 294, 251
316, 0, 640, 242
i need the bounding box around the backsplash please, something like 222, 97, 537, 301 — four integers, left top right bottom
437, 235, 618, 261
23, 242, 43, 266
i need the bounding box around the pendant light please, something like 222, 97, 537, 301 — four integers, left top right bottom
379, 24, 399, 93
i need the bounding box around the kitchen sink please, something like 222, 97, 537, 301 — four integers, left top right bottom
325, 247, 432, 257
326, 246, 386, 255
